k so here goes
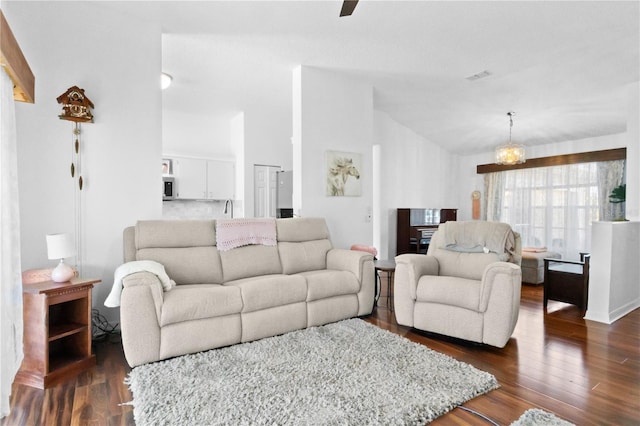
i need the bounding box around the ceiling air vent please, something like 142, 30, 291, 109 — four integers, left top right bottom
465, 70, 492, 81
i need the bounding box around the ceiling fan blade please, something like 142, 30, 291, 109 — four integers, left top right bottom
340, 0, 359, 17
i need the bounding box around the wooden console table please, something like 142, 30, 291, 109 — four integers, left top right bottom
15, 278, 101, 389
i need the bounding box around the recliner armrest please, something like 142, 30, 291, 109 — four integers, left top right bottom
395, 254, 439, 300
478, 262, 521, 313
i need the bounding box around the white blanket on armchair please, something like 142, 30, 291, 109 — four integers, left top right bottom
104, 260, 175, 308
441, 221, 515, 255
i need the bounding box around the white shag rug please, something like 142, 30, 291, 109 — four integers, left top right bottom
126, 319, 499, 425
511, 408, 575, 426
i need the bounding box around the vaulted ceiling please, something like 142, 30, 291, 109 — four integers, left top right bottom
112, 1, 639, 155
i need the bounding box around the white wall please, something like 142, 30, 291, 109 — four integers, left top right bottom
294, 67, 373, 249
230, 112, 246, 217
373, 111, 457, 259
163, 109, 234, 159
625, 82, 639, 220
5, 2, 162, 323
586, 221, 640, 323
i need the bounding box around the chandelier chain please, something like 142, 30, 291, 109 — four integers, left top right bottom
508, 111, 515, 144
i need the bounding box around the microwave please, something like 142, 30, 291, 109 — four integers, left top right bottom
163, 176, 175, 200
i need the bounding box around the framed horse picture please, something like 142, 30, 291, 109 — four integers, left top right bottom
326, 150, 362, 196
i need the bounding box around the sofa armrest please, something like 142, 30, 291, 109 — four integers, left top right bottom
326, 248, 373, 284
120, 271, 164, 366
327, 248, 375, 315
122, 271, 165, 316
478, 262, 522, 347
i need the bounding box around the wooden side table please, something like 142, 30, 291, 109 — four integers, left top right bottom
15, 277, 101, 389
374, 260, 396, 311
543, 255, 590, 315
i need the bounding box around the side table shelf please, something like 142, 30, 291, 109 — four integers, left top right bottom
15, 278, 101, 389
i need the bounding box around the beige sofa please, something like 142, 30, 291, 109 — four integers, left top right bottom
394, 221, 522, 348
117, 218, 375, 367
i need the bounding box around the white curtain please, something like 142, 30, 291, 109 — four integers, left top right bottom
484, 172, 504, 222
0, 69, 23, 418
484, 162, 602, 260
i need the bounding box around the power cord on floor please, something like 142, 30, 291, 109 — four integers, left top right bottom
92, 308, 121, 343
456, 405, 499, 426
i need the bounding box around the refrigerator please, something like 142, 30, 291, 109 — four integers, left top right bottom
276, 170, 293, 218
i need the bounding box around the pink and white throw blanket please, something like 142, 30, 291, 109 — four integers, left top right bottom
216, 218, 277, 251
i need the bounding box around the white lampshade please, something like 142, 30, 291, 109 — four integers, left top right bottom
46, 233, 76, 260
46, 234, 76, 283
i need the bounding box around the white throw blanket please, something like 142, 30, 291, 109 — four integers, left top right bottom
216, 218, 277, 251
104, 260, 175, 308
442, 221, 515, 255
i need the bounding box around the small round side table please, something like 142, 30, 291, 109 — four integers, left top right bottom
374, 259, 396, 311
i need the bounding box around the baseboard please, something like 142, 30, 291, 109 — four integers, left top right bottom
585, 298, 640, 324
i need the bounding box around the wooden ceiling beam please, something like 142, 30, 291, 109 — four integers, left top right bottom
477, 148, 627, 174
0, 9, 35, 103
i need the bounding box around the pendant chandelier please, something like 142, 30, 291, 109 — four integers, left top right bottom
495, 111, 525, 165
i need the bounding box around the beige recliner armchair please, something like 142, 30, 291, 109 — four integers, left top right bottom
394, 221, 522, 348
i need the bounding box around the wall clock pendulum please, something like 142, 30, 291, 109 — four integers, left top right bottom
56, 86, 94, 276
472, 190, 481, 220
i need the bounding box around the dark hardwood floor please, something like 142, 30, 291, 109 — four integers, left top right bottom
2, 285, 638, 425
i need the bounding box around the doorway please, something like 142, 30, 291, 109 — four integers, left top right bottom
254, 164, 280, 218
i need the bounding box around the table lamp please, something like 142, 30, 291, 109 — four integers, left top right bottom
46, 233, 76, 282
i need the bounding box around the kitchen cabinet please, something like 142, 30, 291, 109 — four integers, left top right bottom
207, 159, 235, 200
172, 157, 234, 200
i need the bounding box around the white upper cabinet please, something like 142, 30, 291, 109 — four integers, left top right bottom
207, 159, 235, 200
171, 157, 234, 200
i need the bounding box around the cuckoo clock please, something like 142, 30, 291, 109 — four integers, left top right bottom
56, 86, 94, 122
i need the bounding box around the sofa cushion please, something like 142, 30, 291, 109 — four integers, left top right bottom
416, 275, 482, 312
136, 247, 223, 285
430, 248, 502, 281
136, 220, 216, 248
278, 240, 332, 275
301, 270, 360, 302
219, 244, 282, 282
226, 274, 307, 313
160, 284, 243, 327
276, 217, 330, 242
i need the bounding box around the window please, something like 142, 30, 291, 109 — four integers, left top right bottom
481, 151, 626, 260
494, 163, 600, 260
